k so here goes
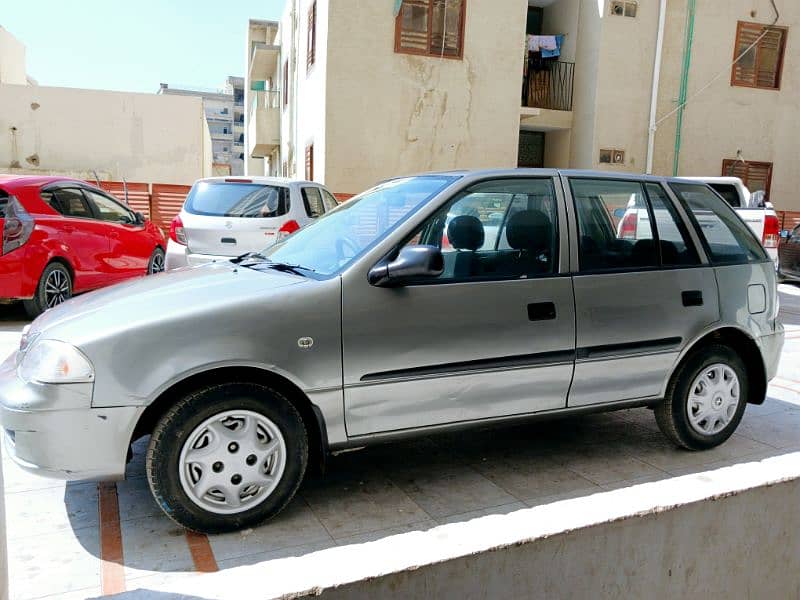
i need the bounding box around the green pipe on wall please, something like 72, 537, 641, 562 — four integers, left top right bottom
673, 0, 696, 176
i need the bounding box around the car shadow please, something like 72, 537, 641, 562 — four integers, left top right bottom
65, 398, 800, 576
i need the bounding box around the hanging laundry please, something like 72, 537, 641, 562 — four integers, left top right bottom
541, 34, 564, 59
529, 35, 558, 52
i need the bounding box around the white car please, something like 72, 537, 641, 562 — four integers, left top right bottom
165, 177, 339, 270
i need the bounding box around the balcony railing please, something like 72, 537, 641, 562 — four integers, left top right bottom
250, 89, 281, 114
248, 90, 281, 158
523, 61, 575, 112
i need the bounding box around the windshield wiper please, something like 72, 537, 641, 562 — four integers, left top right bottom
231, 251, 268, 264
264, 261, 315, 276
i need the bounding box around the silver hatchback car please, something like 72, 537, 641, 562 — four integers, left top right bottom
0, 170, 784, 533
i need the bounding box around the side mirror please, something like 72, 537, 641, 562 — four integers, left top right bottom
368, 245, 444, 287
780, 229, 791, 240
134, 211, 146, 225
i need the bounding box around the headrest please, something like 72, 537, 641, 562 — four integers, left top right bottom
447, 215, 485, 251
506, 210, 552, 251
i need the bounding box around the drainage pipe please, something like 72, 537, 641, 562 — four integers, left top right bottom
673, 0, 696, 176
645, 0, 667, 174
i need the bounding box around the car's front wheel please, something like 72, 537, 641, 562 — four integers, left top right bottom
655, 344, 748, 450
23, 261, 73, 318
146, 383, 308, 533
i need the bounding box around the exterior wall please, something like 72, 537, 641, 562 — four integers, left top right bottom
323, 0, 527, 194
0, 26, 26, 85
0, 84, 211, 184
652, 0, 800, 211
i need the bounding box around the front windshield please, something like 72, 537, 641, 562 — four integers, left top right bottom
263, 175, 458, 275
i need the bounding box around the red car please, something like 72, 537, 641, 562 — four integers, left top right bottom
0, 175, 166, 317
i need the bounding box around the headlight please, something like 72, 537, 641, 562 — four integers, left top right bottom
18, 340, 95, 384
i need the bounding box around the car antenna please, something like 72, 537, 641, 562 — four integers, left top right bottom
91, 169, 101, 187
122, 176, 129, 206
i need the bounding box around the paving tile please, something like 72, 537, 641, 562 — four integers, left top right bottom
735, 409, 800, 449
549, 442, 668, 486
121, 513, 194, 581
390, 463, 517, 520
5, 481, 97, 540
435, 501, 527, 526
214, 540, 336, 571
116, 475, 162, 522
2, 456, 68, 494
300, 470, 429, 540
7, 527, 100, 600
470, 453, 599, 504
334, 518, 439, 545
208, 498, 332, 563
523, 486, 606, 508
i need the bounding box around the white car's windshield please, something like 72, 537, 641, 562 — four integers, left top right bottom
262, 175, 459, 275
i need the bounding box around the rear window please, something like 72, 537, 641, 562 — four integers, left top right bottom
708, 183, 741, 208
301, 187, 325, 218
184, 182, 289, 218
669, 183, 767, 264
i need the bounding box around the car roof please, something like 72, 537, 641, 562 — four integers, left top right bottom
386, 168, 711, 185
0, 174, 89, 191
194, 176, 323, 187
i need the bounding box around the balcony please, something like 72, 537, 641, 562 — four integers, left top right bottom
248, 90, 280, 158
520, 60, 575, 131
249, 42, 280, 82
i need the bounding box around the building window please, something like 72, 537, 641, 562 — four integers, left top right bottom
282, 61, 289, 107
599, 148, 625, 165
395, 0, 466, 59
721, 159, 773, 198
731, 21, 787, 90
305, 144, 314, 180
307, 1, 317, 70
610, 1, 637, 18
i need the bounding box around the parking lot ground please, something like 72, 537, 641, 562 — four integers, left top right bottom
3, 286, 800, 600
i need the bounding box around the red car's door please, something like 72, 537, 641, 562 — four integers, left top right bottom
82, 189, 152, 281
42, 188, 111, 291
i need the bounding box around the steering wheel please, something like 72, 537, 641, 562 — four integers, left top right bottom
335, 237, 359, 264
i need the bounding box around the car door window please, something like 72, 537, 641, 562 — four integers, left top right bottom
83, 190, 134, 223
321, 189, 339, 211
406, 178, 558, 281
644, 183, 700, 267
669, 183, 767, 264
301, 187, 325, 218
571, 179, 658, 272
43, 189, 93, 218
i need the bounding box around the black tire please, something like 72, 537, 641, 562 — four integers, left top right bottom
146, 382, 308, 533
147, 247, 165, 274
655, 344, 748, 450
22, 262, 72, 318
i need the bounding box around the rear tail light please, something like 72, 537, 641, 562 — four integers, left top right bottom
619, 212, 638, 240
763, 214, 780, 248
2, 196, 34, 256
169, 214, 187, 245
277, 220, 300, 242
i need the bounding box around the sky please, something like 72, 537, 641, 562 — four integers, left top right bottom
1, 0, 286, 94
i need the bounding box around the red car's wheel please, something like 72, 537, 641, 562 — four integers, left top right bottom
23, 262, 73, 318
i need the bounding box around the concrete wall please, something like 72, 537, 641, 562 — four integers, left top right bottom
0, 84, 211, 184
0, 26, 26, 85
652, 0, 800, 211
318, 477, 800, 599
323, 0, 527, 194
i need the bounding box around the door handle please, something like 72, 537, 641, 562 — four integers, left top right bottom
682, 290, 703, 307
109, 231, 119, 239
221, 237, 237, 244
62, 225, 74, 232
528, 302, 556, 321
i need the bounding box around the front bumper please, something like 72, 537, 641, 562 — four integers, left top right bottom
0, 353, 142, 481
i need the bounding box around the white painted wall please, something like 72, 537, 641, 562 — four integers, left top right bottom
0, 26, 27, 85
0, 84, 211, 184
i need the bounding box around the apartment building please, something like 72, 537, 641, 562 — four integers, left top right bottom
245, 1, 799, 210
158, 76, 245, 175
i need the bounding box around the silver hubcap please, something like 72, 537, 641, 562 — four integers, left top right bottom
150, 252, 165, 274
687, 363, 740, 436
178, 410, 286, 515
44, 269, 70, 308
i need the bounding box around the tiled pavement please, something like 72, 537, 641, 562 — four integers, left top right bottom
3, 288, 800, 599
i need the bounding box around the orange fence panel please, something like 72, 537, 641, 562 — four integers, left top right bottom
778, 211, 800, 232
151, 183, 192, 234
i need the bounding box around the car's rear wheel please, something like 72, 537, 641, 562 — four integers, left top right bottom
147, 247, 165, 274
23, 262, 73, 318
655, 344, 748, 450
146, 382, 308, 533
